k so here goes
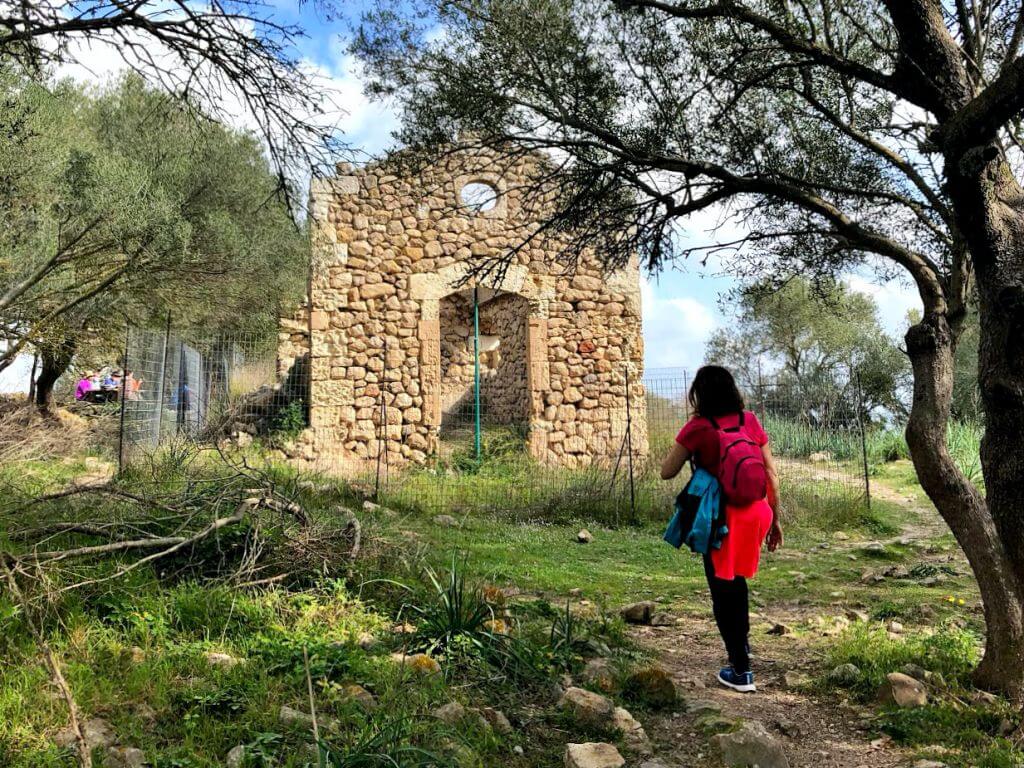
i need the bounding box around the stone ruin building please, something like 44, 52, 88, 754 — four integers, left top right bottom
278, 147, 648, 473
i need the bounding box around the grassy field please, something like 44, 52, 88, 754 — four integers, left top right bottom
0, 405, 1015, 768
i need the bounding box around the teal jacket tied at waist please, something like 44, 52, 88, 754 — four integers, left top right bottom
663, 467, 728, 554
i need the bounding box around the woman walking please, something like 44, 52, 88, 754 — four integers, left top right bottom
661, 365, 783, 692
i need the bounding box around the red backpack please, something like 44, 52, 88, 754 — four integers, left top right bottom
706, 412, 768, 506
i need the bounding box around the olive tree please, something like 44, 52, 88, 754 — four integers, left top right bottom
707, 277, 911, 420
0, 0, 343, 191
354, 0, 1024, 697
0, 72, 306, 409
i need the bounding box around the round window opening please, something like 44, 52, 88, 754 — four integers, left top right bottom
459, 181, 499, 213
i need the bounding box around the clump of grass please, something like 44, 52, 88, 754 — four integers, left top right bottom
761, 413, 863, 461
318, 714, 452, 767
865, 420, 984, 487
865, 427, 910, 463
879, 703, 1017, 751
823, 622, 980, 698
410, 556, 496, 655
780, 481, 897, 538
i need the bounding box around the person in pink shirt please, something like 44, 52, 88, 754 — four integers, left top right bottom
74, 373, 95, 401
660, 365, 783, 693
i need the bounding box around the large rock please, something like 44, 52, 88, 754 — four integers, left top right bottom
433, 701, 468, 725
620, 601, 657, 625
827, 663, 862, 687
612, 707, 651, 753
226, 745, 246, 768
877, 672, 928, 708
580, 658, 616, 692
53, 717, 116, 751
203, 651, 244, 669
480, 707, 513, 735
564, 742, 626, 768
105, 746, 148, 768
558, 687, 615, 729
279, 705, 340, 732
623, 666, 678, 708
341, 684, 377, 710
711, 721, 790, 768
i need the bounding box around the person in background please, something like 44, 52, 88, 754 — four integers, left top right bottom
124, 370, 142, 400
102, 369, 116, 389
74, 372, 95, 401
660, 365, 783, 693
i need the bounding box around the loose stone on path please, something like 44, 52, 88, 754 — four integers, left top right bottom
620, 601, 658, 624
564, 742, 626, 768
711, 721, 791, 768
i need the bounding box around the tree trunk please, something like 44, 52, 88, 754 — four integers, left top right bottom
972, 206, 1024, 698
905, 313, 1024, 700
34, 339, 76, 414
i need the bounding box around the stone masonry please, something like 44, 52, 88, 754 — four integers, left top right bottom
279, 147, 647, 472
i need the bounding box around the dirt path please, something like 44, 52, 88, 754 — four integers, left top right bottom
632, 475, 954, 767
637, 616, 905, 767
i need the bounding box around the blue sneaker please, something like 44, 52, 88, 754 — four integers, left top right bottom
717, 666, 756, 692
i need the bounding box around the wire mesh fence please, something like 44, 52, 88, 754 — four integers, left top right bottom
120, 322, 873, 526
119, 323, 295, 468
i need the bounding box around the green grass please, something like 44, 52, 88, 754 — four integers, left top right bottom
369, 421, 872, 529
0, 420, 994, 768
863, 421, 984, 486
820, 622, 1022, 768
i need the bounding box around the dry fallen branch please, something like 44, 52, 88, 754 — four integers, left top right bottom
10, 500, 255, 564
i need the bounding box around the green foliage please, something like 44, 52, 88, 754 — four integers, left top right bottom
411, 556, 496, 654
318, 715, 451, 767
271, 399, 308, 440
1, 66, 306, 382
879, 704, 1015, 750
761, 413, 864, 461
707, 278, 910, 419
824, 623, 979, 698
864, 421, 983, 486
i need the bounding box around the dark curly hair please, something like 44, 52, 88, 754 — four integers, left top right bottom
689, 365, 745, 419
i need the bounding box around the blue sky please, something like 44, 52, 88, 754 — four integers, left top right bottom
0, 1, 922, 393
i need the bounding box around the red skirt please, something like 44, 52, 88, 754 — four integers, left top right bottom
710, 498, 774, 580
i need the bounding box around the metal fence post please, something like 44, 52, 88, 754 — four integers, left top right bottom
757, 357, 766, 420
854, 367, 872, 509
681, 369, 690, 419
117, 322, 130, 474
375, 337, 388, 500
624, 363, 637, 525
155, 314, 172, 445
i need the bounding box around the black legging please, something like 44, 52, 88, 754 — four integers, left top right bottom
703, 554, 751, 674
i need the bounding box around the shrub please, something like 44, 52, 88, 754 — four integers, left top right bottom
270, 398, 306, 438
410, 556, 496, 655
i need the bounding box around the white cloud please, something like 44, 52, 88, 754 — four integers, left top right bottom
641, 274, 719, 372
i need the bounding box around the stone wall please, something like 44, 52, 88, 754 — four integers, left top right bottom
478, 293, 529, 426
279, 147, 647, 472
277, 301, 310, 380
